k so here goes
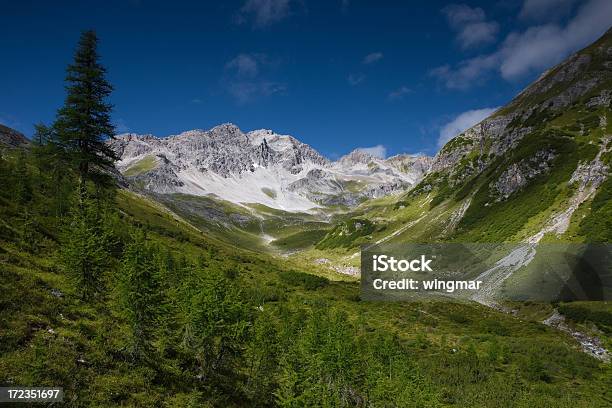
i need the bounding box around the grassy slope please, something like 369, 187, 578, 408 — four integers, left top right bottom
123, 155, 157, 177
2, 184, 612, 406
148, 193, 335, 255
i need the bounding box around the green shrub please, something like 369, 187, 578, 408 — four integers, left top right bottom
559, 302, 612, 333
279, 270, 329, 290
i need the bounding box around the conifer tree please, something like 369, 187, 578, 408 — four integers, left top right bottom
52, 30, 117, 198
119, 230, 162, 361
181, 267, 249, 384
32, 123, 71, 218
59, 195, 113, 299
13, 151, 32, 205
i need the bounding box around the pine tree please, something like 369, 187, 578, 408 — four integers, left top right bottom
13, 150, 33, 205
32, 123, 71, 218
119, 230, 162, 361
19, 209, 40, 252
181, 267, 250, 384
59, 195, 113, 299
53, 30, 117, 198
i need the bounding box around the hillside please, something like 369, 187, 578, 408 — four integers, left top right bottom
417, 27, 612, 244
1, 143, 612, 406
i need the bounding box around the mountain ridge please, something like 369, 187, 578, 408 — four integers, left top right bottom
0, 124, 29, 148
109, 124, 433, 211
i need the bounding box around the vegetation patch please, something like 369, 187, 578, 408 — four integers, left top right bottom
578, 175, 612, 242
261, 187, 277, 198
271, 229, 328, 250
559, 301, 612, 334
278, 270, 329, 290
123, 155, 157, 177
315, 218, 375, 249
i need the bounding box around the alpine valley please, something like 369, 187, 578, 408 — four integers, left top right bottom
1, 24, 612, 408
110, 29, 611, 286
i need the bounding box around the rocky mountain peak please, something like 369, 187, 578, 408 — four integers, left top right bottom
109, 123, 432, 211
210, 122, 241, 134
338, 149, 377, 165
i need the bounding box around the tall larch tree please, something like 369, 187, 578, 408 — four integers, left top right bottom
53, 30, 117, 199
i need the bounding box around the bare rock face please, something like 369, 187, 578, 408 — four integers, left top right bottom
108, 124, 432, 211
569, 137, 611, 190
385, 154, 433, 177
133, 164, 185, 193
363, 181, 412, 199
586, 89, 612, 108
490, 150, 556, 201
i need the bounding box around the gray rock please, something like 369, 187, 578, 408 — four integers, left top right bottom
490, 150, 556, 201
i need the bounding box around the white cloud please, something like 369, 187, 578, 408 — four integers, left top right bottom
500, 0, 612, 79
387, 86, 412, 101
429, 53, 498, 89
226, 54, 260, 77
355, 145, 387, 159
238, 0, 291, 28
432, 0, 612, 89
363, 52, 383, 64
457, 21, 499, 49
227, 81, 286, 104
443, 3, 486, 26
519, 0, 578, 21
438, 107, 498, 148
442, 4, 499, 49
347, 73, 365, 86
224, 53, 285, 103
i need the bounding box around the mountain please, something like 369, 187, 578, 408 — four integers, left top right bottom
307, 28, 611, 305
3, 22, 612, 408
413, 27, 611, 243
109, 124, 432, 212
0, 124, 29, 148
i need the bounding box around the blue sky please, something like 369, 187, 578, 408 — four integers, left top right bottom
1, 0, 611, 158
